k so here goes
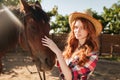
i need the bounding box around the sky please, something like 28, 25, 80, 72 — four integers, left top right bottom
41, 0, 118, 15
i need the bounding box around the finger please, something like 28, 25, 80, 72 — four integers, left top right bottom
42, 38, 47, 41
44, 36, 51, 41
42, 40, 48, 44
42, 43, 49, 47
42, 37, 50, 42
44, 36, 48, 39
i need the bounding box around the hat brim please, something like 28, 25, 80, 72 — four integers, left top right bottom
69, 12, 102, 36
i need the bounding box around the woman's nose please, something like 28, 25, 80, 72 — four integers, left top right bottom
78, 27, 81, 32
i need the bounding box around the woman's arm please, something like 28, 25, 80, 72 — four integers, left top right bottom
42, 36, 72, 80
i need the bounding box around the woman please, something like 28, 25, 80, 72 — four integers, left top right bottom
42, 11, 102, 80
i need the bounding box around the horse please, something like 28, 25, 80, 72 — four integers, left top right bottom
19, 0, 56, 79
0, 5, 22, 73
0, 1, 56, 79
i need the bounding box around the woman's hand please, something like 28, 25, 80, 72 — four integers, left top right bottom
42, 36, 72, 80
42, 36, 62, 55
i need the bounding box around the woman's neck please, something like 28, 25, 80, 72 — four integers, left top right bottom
78, 38, 86, 46
77, 39, 86, 50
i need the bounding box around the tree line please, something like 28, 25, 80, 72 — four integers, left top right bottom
0, 0, 120, 34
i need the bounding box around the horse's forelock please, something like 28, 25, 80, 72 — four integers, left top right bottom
29, 5, 50, 23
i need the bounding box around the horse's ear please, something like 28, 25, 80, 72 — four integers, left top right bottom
19, 0, 30, 13
35, 1, 42, 9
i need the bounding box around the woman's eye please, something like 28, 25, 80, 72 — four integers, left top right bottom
30, 25, 38, 33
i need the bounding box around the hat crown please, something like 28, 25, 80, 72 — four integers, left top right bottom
83, 9, 93, 17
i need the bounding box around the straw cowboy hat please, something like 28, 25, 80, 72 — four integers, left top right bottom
69, 10, 102, 36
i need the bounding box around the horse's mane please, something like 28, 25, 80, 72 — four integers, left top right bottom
29, 5, 50, 23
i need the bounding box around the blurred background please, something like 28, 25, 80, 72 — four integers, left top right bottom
0, 0, 120, 80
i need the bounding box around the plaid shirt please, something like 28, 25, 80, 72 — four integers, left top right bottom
57, 52, 98, 80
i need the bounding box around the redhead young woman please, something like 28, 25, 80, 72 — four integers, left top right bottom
42, 11, 102, 80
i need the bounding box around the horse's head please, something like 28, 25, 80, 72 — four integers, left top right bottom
19, 0, 56, 71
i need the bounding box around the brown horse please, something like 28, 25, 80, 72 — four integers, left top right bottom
0, 1, 56, 79
19, 0, 56, 74
0, 5, 22, 72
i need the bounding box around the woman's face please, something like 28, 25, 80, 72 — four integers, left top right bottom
73, 20, 88, 40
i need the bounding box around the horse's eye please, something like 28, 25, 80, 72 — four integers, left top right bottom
31, 25, 36, 31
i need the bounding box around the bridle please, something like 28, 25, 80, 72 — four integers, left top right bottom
22, 12, 46, 80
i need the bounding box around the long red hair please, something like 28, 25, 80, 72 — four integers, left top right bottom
63, 18, 99, 66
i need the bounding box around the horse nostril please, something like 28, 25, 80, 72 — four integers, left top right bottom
45, 58, 52, 67
45, 58, 48, 64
